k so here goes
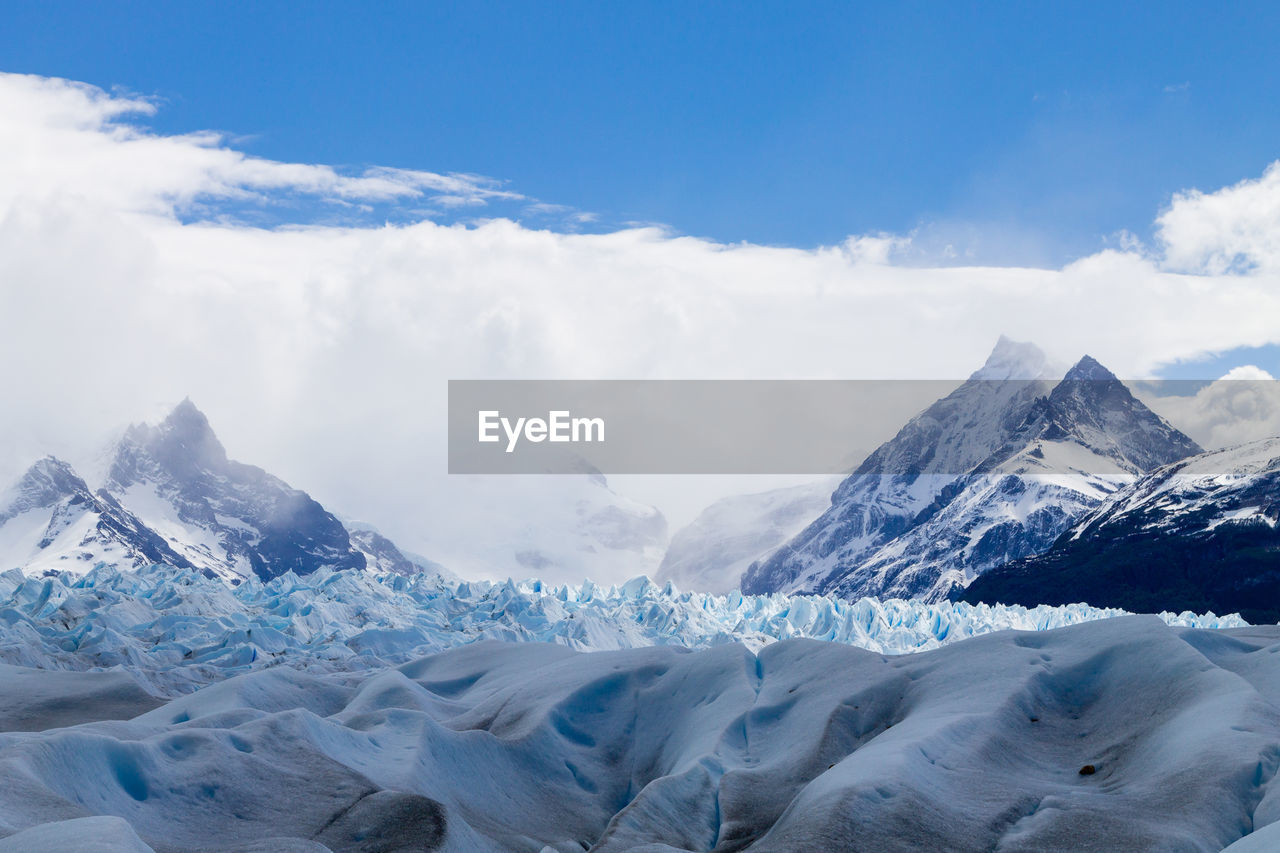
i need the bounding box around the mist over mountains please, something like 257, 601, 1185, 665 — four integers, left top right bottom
4, 337, 1277, 627
0, 400, 424, 581
0, 399, 669, 588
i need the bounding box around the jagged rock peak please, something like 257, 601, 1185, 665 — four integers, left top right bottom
21, 455, 80, 484
156, 398, 226, 458
969, 336, 1059, 381
1061, 354, 1118, 383
114, 399, 229, 484
2, 456, 89, 517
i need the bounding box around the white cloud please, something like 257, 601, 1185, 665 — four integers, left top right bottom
0, 72, 520, 219
1140, 367, 1280, 451
1, 71, 1279, 582
1157, 162, 1280, 274
840, 233, 911, 265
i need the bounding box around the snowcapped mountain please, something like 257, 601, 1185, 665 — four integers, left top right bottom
657, 477, 838, 593
825, 356, 1203, 601
741, 336, 1060, 596
962, 436, 1280, 622
101, 399, 365, 581
0, 457, 190, 574
0, 399, 665, 587
0, 400, 432, 582
744, 339, 1201, 602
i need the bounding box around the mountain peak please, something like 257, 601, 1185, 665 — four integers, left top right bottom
1043, 355, 1203, 470
138, 398, 228, 469
162, 397, 216, 439
1062, 355, 1118, 383
26, 455, 77, 479
18, 456, 86, 495
970, 336, 1058, 381
1, 456, 90, 519
108, 399, 230, 494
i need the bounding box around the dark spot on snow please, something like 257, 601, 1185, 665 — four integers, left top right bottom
1079, 764, 1097, 775
313, 789, 447, 852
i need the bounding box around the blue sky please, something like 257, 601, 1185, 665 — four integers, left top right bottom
5, 1, 1280, 265
2, 1, 1279, 378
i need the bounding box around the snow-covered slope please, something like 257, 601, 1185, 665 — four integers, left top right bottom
0, 563, 1242, 696
344, 521, 455, 579
657, 477, 838, 593
745, 341, 1201, 602
1, 616, 1278, 851
963, 436, 1280, 622
0, 457, 190, 574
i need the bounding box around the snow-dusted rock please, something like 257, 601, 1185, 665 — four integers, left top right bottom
743, 337, 1061, 597
0, 401, 441, 585
964, 436, 1280, 622
0, 457, 190, 575
746, 340, 1201, 602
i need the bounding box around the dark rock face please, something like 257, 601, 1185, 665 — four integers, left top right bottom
961, 438, 1280, 623
103, 399, 365, 580
1032, 356, 1202, 473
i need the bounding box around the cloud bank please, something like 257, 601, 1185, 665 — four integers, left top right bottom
1, 72, 1279, 581
1142, 368, 1280, 451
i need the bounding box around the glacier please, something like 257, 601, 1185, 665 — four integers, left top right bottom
1, 613, 1279, 851
0, 563, 1245, 697
0, 547, 1266, 851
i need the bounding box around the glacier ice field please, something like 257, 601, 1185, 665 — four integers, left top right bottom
0, 563, 1246, 696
